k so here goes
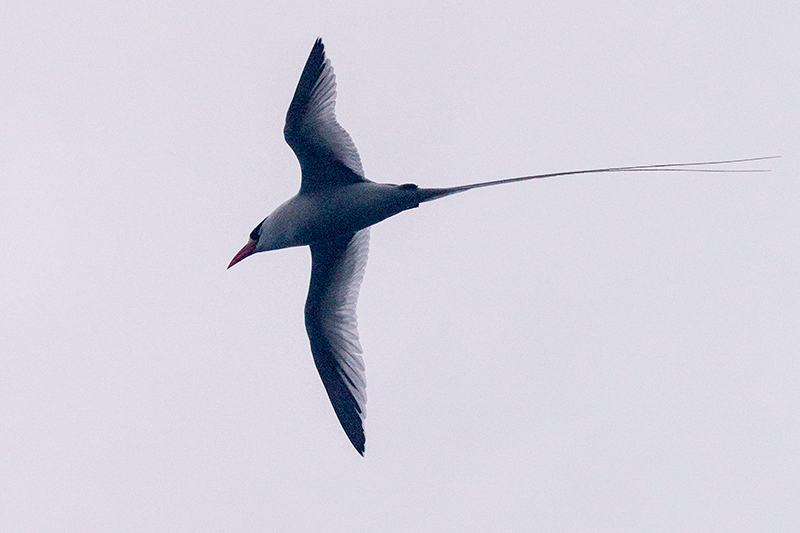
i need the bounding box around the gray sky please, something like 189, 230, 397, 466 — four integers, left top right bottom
2, 1, 798, 531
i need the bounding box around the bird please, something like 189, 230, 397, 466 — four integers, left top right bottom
228, 38, 775, 455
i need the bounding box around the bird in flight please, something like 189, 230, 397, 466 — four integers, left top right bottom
228, 38, 774, 455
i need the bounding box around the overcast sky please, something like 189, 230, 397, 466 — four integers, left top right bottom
2, 1, 798, 531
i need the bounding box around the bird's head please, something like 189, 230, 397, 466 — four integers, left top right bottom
228, 203, 304, 268
227, 217, 267, 269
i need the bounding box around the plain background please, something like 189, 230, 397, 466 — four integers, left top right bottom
2, 1, 798, 531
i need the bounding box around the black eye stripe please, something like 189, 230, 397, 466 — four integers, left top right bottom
249, 217, 267, 241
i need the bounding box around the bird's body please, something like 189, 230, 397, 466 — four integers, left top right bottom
228, 38, 774, 455
255, 182, 430, 251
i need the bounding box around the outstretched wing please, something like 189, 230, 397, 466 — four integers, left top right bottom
285, 38, 368, 193
305, 229, 370, 454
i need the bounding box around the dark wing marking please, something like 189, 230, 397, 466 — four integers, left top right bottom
284, 39, 368, 193
305, 228, 370, 454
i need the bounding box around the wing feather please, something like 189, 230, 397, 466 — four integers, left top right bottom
285, 39, 367, 193
305, 229, 370, 454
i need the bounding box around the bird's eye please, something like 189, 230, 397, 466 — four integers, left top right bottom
249, 217, 267, 242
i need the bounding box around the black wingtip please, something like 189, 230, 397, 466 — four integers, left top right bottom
338, 415, 364, 455
354, 435, 365, 456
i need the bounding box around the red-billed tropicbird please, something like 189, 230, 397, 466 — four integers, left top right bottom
228, 38, 774, 455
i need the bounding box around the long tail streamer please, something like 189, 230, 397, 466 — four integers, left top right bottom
420, 156, 779, 202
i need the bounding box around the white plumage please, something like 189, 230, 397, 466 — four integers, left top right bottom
228, 38, 775, 455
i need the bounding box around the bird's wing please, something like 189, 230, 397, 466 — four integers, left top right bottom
305, 228, 370, 454
284, 38, 368, 193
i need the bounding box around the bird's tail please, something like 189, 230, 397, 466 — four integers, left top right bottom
414, 156, 779, 203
